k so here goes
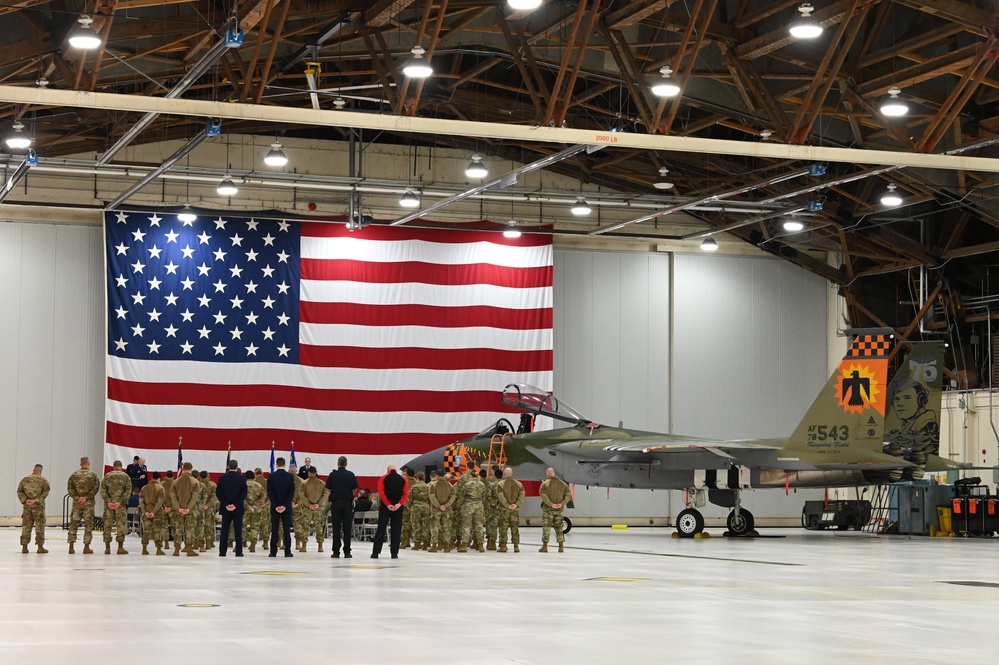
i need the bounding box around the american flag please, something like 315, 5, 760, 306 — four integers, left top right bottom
104, 210, 553, 485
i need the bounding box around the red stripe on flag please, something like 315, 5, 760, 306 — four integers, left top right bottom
300, 259, 552, 288
299, 345, 553, 371
107, 378, 517, 413
301, 222, 553, 246
300, 302, 553, 329
106, 423, 468, 456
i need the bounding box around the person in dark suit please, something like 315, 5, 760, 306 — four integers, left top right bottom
372, 465, 409, 559
267, 457, 296, 557
297, 457, 317, 480
325, 456, 359, 559
216, 459, 248, 557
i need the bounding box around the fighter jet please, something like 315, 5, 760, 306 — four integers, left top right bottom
406, 331, 953, 537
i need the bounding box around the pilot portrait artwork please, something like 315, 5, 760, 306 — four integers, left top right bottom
884, 376, 939, 478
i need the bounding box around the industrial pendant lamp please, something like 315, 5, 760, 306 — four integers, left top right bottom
263, 141, 288, 167
503, 220, 522, 238
789, 3, 823, 39
177, 204, 197, 224
508, 0, 543, 10
402, 45, 433, 78
68, 15, 102, 50
880, 183, 902, 207
653, 167, 674, 190
700, 237, 719, 251
465, 154, 488, 179
571, 195, 591, 216
217, 177, 239, 197
782, 219, 805, 232
399, 188, 420, 208
650, 65, 681, 97
879, 86, 909, 117
5, 121, 32, 150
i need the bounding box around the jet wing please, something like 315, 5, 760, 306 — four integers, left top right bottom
562, 438, 779, 455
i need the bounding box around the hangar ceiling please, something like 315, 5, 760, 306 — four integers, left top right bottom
1, 0, 998, 381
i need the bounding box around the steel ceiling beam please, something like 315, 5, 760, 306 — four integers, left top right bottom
3, 86, 999, 173
0, 151, 36, 203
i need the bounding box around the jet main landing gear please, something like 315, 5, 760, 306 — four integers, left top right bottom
674, 486, 756, 537
675, 508, 704, 537
725, 508, 755, 535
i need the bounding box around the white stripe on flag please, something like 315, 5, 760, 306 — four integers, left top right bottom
299, 323, 553, 351
300, 279, 553, 308
301, 236, 552, 268
107, 356, 553, 392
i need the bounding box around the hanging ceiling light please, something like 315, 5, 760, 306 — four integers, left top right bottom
217, 177, 239, 197
402, 45, 433, 78
650, 65, 681, 97
571, 196, 592, 216
503, 220, 522, 238
68, 14, 102, 50
700, 237, 719, 251
465, 154, 488, 179
789, 3, 823, 39
5, 121, 32, 150
880, 86, 909, 117
263, 141, 288, 167
508, 0, 543, 10
399, 188, 421, 208
177, 204, 197, 224
333, 96, 347, 109
880, 183, 902, 207
782, 219, 805, 232
653, 167, 674, 190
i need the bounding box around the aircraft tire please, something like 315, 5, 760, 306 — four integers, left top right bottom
726, 509, 755, 535
676, 508, 704, 538
561, 517, 572, 534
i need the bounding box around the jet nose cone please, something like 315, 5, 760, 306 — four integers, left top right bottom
406, 449, 446, 474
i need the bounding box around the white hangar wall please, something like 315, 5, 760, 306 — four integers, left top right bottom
0, 221, 105, 522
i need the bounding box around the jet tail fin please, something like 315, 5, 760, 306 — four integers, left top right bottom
884, 341, 945, 480
787, 332, 892, 460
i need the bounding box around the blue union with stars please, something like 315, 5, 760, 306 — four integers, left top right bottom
106, 210, 301, 363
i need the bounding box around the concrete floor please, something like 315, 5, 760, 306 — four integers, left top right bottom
2, 526, 997, 663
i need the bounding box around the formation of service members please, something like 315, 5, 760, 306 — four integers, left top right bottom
16, 458, 564, 556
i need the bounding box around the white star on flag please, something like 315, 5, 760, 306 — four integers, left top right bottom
245, 281, 258, 293
197, 263, 211, 276
148, 277, 162, 290
262, 234, 275, 246
181, 245, 195, 259
213, 311, 227, 324
115, 274, 128, 288
164, 261, 179, 275
214, 248, 227, 262
197, 294, 211, 307
262, 296, 275, 309
115, 307, 128, 319
132, 292, 146, 305
148, 245, 162, 259
165, 293, 179, 306
278, 221, 290, 232
115, 211, 128, 224
230, 327, 243, 340
213, 280, 227, 293
164, 324, 178, 337
180, 309, 195, 322
197, 326, 211, 339
197, 232, 211, 245
180, 341, 194, 354
131, 323, 145, 337
114, 338, 127, 350
246, 219, 259, 230
164, 230, 179, 243
148, 214, 162, 227
131, 260, 145, 274
245, 249, 259, 262
277, 281, 290, 294
213, 343, 227, 356
245, 312, 258, 325
230, 295, 244, 309
214, 217, 227, 230
277, 313, 290, 326
147, 340, 161, 354
261, 265, 275, 278
246, 343, 258, 356
277, 251, 290, 263
262, 327, 275, 340
115, 243, 129, 255
277, 344, 290, 357
180, 277, 195, 290
148, 308, 161, 322
132, 229, 146, 242
231, 233, 244, 247
230, 265, 243, 278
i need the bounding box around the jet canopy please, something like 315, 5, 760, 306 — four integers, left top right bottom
501, 384, 591, 425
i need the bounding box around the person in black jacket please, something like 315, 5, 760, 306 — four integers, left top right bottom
325, 456, 359, 559
267, 457, 296, 557
372, 465, 409, 559
216, 459, 248, 557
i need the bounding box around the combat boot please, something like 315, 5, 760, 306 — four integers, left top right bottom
558, 542, 564, 553
83, 544, 93, 554
318, 543, 324, 553
477, 543, 485, 553
117, 544, 129, 555
142, 544, 149, 555
401, 538, 410, 549
156, 544, 165, 555
498, 544, 508, 553
487, 539, 496, 551
428, 543, 438, 553
105, 542, 111, 555
539, 542, 548, 553
249, 542, 256, 553
199, 542, 206, 553
37, 544, 48, 554
457, 542, 468, 553
21, 543, 28, 554
185, 546, 199, 556
513, 544, 520, 553
68, 543, 75, 554
443, 543, 452, 553
173, 544, 181, 556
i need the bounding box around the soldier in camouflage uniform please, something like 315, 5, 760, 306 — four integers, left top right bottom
200, 470, 219, 550
539, 467, 570, 553
254, 468, 270, 551
496, 467, 526, 553
169, 462, 201, 556
450, 468, 470, 547
161, 469, 176, 546
286, 465, 304, 551
400, 467, 415, 548
67, 457, 100, 554
428, 470, 455, 552
17, 464, 50, 554
138, 472, 166, 555
408, 471, 431, 550
296, 468, 329, 552
484, 467, 503, 550
190, 469, 205, 551
240, 470, 264, 552
101, 460, 132, 554
458, 469, 487, 552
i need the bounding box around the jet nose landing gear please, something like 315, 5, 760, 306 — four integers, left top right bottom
725, 508, 755, 535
